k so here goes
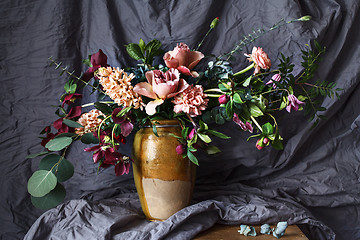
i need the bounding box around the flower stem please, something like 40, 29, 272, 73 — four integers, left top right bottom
250, 116, 262, 132
195, 28, 213, 51
233, 63, 255, 77
81, 101, 114, 108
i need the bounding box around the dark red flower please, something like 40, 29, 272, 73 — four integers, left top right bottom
111, 108, 134, 137
82, 49, 108, 82
62, 93, 82, 107
54, 106, 82, 133
41, 132, 55, 147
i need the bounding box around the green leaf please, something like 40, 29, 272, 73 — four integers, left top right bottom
242, 76, 252, 87
39, 154, 74, 182
116, 106, 131, 117
94, 102, 113, 115
215, 114, 226, 125
198, 133, 212, 143
27, 170, 57, 197
146, 39, 161, 52
206, 145, 221, 154
26, 151, 49, 159
218, 83, 230, 92
45, 137, 73, 151
81, 132, 99, 144
152, 124, 159, 137
126, 43, 144, 61
233, 93, 243, 104
31, 183, 66, 210
206, 129, 231, 139
271, 138, 283, 150
187, 150, 199, 165
62, 119, 83, 128
225, 100, 234, 118
199, 120, 208, 131
70, 83, 77, 94
248, 103, 263, 117
262, 123, 273, 135
139, 38, 146, 53
54, 132, 77, 138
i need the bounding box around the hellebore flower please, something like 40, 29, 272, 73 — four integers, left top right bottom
133, 68, 189, 115
233, 113, 253, 133
286, 94, 305, 112
266, 73, 281, 88
82, 49, 108, 81
218, 94, 229, 104
163, 43, 204, 77
102, 151, 131, 176
112, 108, 134, 137
62, 93, 82, 107
172, 85, 209, 117
53, 106, 82, 133
245, 47, 271, 75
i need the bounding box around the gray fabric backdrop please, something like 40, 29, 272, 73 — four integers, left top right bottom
1, 0, 360, 239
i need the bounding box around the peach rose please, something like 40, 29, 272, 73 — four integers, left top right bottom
163, 43, 204, 77
245, 47, 271, 74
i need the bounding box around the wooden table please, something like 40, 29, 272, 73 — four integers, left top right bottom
193, 224, 308, 240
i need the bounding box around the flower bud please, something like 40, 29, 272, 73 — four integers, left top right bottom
263, 137, 269, 145
210, 17, 219, 29
218, 94, 229, 104
176, 144, 186, 155
187, 128, 196, 140
256, 139, 264, 150
298, 15, 311, 21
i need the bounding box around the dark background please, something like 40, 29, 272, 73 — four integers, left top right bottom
1, 0, 360, 239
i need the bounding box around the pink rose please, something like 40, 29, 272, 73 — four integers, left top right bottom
133, 68, 189, 115
163, 43, 204, 77
245, 47, 271, 74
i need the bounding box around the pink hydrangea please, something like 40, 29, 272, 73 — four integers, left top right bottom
172, 85, 208, 117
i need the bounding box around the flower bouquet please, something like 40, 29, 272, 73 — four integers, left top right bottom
27, 16, 340, 210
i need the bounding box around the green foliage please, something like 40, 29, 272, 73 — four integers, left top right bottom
125, 39, 163, 65
31, 183, 66, 210
27, 170, 57, 197
45, 137, 73, 151
38, 154, 74, 182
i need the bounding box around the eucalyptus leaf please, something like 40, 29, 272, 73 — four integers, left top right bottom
26, 151, 49, 159
39, 154, 74, 182
27, 170, 57, 197
31, 183, 66, 210
54, 132, 77, 138
81, 132, 99, 144
45, 137, 73, 151
62, 119, 83, 128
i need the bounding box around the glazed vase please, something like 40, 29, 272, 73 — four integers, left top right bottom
132, 119, 196, 221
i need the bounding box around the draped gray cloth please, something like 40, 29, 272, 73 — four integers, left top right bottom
1, 0, 359, 239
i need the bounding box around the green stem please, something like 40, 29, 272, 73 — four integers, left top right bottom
195, 28, 213, 51
97, 115, 112, 140
81, 101, 114, 108
250, 116, 262, 132
204, 88, 226, 93
206, 94, 223, 97
233, 63, 255, 77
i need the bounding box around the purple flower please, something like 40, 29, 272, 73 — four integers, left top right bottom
233, 113, 253, 133
286, 94, 305, 112
266, 73, 281, 88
